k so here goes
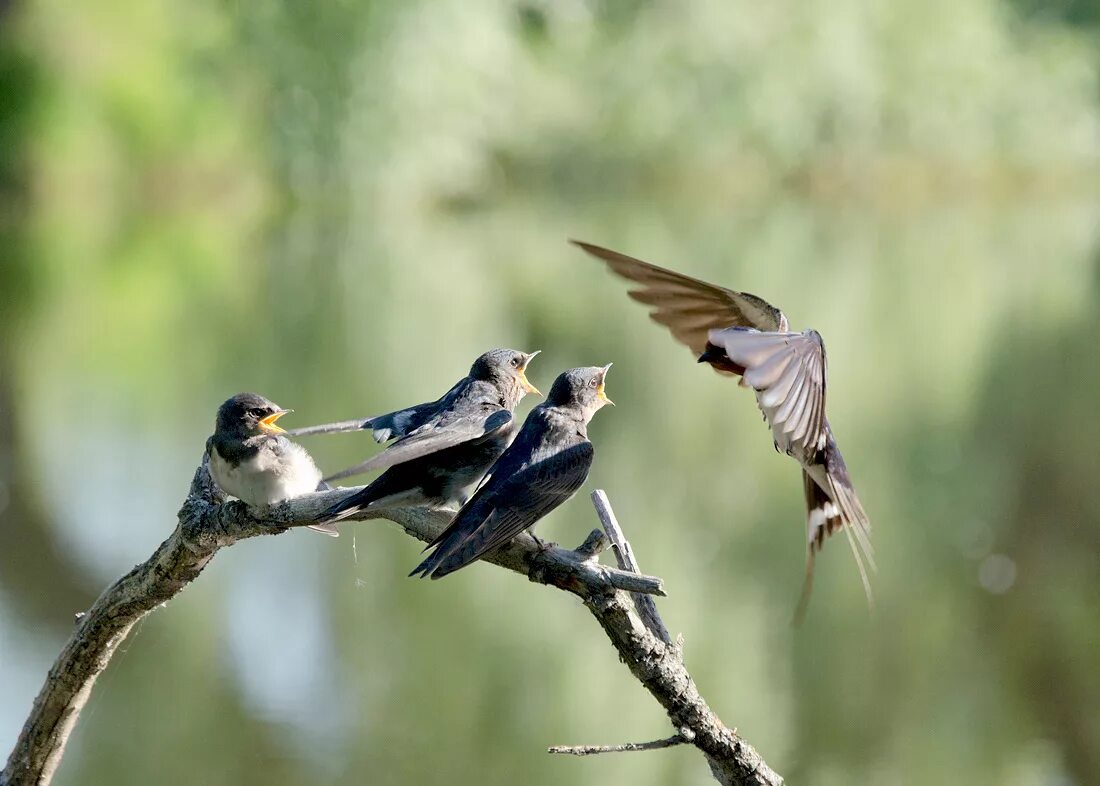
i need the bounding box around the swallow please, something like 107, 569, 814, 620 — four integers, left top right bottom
573, 240, 873, 621
314, 349, 541, 526
207, 393, 337, 536
410, 365, 613, 580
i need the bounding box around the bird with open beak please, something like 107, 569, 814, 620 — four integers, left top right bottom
410, 364, 613, 580
574, 240, 873, 622
206, 393, 336, 535
312, 348, 542, 526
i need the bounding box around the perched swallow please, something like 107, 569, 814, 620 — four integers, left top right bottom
410, 365, 613, 580
315, 349, 541, 526
207, 393, 337, 536
574, 240, 873, 620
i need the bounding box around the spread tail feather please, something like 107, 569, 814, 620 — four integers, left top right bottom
832, 475, 875, 612
795, 467, 874, 624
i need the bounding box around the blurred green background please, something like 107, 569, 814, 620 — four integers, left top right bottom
2, 0, 1098, 784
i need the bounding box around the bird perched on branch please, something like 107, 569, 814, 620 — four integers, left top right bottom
207, 393, 336, 536
314, 349, 542, 526
573, 240, 873, 621
410, 365, 613, 579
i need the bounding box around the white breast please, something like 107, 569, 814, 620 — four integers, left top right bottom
209, 442, 322, 507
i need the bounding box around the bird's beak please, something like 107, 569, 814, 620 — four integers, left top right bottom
259, 409, 292, 434
597, 363, 614, 406
519, 351, 542, 396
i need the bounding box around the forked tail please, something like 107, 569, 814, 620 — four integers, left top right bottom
793, 468, 875, 625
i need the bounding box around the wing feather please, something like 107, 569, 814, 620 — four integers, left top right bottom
416, 442, 594, 578
325, 408, 512, 482
790, 366, 819, 446
758, 353, 801, 409
711, 328, 827, 458
573, 241, 788, 355
772, 359, 809, 427
794, 433, 875, 623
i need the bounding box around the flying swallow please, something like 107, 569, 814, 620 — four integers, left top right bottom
573, 240, 873, 620
410, 365, 613, 579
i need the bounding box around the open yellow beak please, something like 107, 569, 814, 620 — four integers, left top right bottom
519, 370, 541, 396
259, 409, 291, 434
597, 363, 614, 406
519, 350, 542, 396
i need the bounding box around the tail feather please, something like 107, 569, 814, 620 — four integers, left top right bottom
409, 527, 465, 578
317, 505, 362, 526
317, 487, 371, 527
795, 459, 874, 623
833, 477, 876, 574
308, 480, 341, 536
307, 522, 341, 537
409, 547, 447, 578
408, 505, 487, 578
792, 550, 816, 627
838, 502, 875, 613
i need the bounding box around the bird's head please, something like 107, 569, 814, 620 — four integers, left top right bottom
545, 364, 614, 420
215, 392, 292, 439
470, 348, 542, 401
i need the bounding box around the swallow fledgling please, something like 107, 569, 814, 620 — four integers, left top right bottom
207, 393, 337, 536
574, 240, 873, 621
410, 365, 613, 580
314, 349, 541, 526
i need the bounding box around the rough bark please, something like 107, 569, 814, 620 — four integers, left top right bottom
1, 458, 782, 786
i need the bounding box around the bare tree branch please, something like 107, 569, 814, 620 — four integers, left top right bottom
549, 728, 694, 755
1, 458, 782, 786
590, 489, 673, 645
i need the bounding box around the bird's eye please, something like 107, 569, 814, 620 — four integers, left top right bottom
510, 357, 520, 367
590, 378, 599, 388
249, 408, 264, 417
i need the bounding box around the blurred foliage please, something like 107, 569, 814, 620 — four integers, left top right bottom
0, 0, 99, 623
1011, 0, 1100, 32
1, 1, 1098, 785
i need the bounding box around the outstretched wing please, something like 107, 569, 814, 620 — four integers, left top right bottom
709, 327, 827, 458
325, 408, 512, 482
291, 377, 471, 442
413, 442, 594, 578
572, 240, 788, 355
